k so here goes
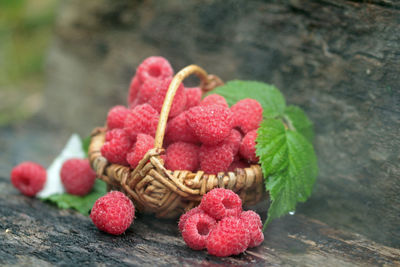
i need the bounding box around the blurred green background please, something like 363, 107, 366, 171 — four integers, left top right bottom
0, 0, 56, 126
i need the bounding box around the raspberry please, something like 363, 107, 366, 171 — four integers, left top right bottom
137, 79, 162, 104
106, 105, 131, 130
126, 134, 154, 169
178, 207, 204, 232
136, 56, 173, 84
239, 130, 259, 163
185, 87, 202, 109
90, 191, 135, 235
231, 99, 263, 134
165, 142, 199, 171
148, 77, 186, 118
128, 75, 141, 107
223, 129, 242, 156
240, 210, 264, 248
228, 160, 248, 172
206, 216, 250, 257
199, 144, 234, 174
165, 112, 198, 144
182, 212, 217, 250
199, 188, 242, 220
10, 162, 47, 197
186, 105, 234, 145
200, 94, 228, 108
124, 104, 159, 139
101, 129, 133, 165
60, 158, 96, 196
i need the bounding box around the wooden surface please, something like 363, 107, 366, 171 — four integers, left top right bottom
1, 121, 400, 266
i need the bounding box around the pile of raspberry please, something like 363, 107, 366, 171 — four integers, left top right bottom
102, 56, 263, 174
179, 188, 264, 257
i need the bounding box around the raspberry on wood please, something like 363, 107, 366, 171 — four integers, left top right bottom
178, 207, 204, 232
107, 105, 131, 130
165, 142, 199, 171
90, 191, 135, 235
206, 216, 250, 257
239, 130, 259, 163
182, 212, 217, 250
199, 188, 242, 220
186, 105, 234, 145
60, 158, 96, 196
10, 162, 47, 197
240, 210, 264, 248
200, 94, 228, 108
231, 98, 263, 134
126, 134, 155, 169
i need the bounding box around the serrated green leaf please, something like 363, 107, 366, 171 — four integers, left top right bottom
41, 179, 107, 215
284, 106, 314, 142
82, 135, 91, 158
207, 80, 286, 117
256, 119, 318, 228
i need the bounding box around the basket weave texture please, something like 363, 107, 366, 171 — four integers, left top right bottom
89, 65, 265, 218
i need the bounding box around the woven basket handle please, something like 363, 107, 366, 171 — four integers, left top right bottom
154, 65, 223, 149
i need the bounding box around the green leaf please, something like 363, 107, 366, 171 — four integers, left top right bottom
41, 179, 107, 215
256, 119, 318, 228
208, 80, 286, 117
284, 106, 314, 142
82, 136, 91, 158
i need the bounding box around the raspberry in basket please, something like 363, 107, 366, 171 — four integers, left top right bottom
101, 129, 133, 165
186, 105, 234, 145
199, 188, 242, 220
137, 79, 162, 104
136, 56, 173, 84
10, 161, 47, 197
126, 134, 155, 169
231, 98, 263, 134
165, 112, 199, 144
128, 75, 141, 107
223, 129, 242, 156
239, 130, 259, 163
200, 94, 228, 108
106, 105, 131, 130
185, 87, 202, 109
124, 103, 159, 139
90, 191, 135, 235
165, 142, 199, 172
148, 77, 187, 118
199, 144, 234, 174
60, 158, 96, 196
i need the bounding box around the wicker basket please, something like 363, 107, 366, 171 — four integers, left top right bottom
88, 65, 265, 218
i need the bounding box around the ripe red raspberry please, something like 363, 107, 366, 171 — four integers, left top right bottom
185, 87, 202, 109
128, 75, 141, 108
137, 79, 162, 104
206, 216, 250, 257
186, 105, 234, 145
106, 105, 131, 130
90, 191, 135, 235
200, 94, 228, 108
231, 99, 263, 134
240, 210, 264, 248
178, 207, 204, 232
10, 162, 47, 197
136, 56, 173, 84
60, 158, 96, 196
223, 129, 242, 156
124, 103, 159, 139
126, 134, 154, 169
199, 144, 234, 174
148, 77, 187, 118
182, 212, 217, 250
101, 129, 133, 165
228, 160, 248, 172
165, 112, 198, 144
165, 142, 199, 171
199, 188, 242, 220
239, 130, 259, 163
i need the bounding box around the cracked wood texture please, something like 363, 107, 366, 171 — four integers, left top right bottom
1, 0, 399, 266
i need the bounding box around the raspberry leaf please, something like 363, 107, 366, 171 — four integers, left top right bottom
256, 119, 318, 228
208, 80, 286, 118
283, 106, 314, 142
41, 179, 107, 215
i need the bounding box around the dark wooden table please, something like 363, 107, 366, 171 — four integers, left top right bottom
1, 121, 399, 266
